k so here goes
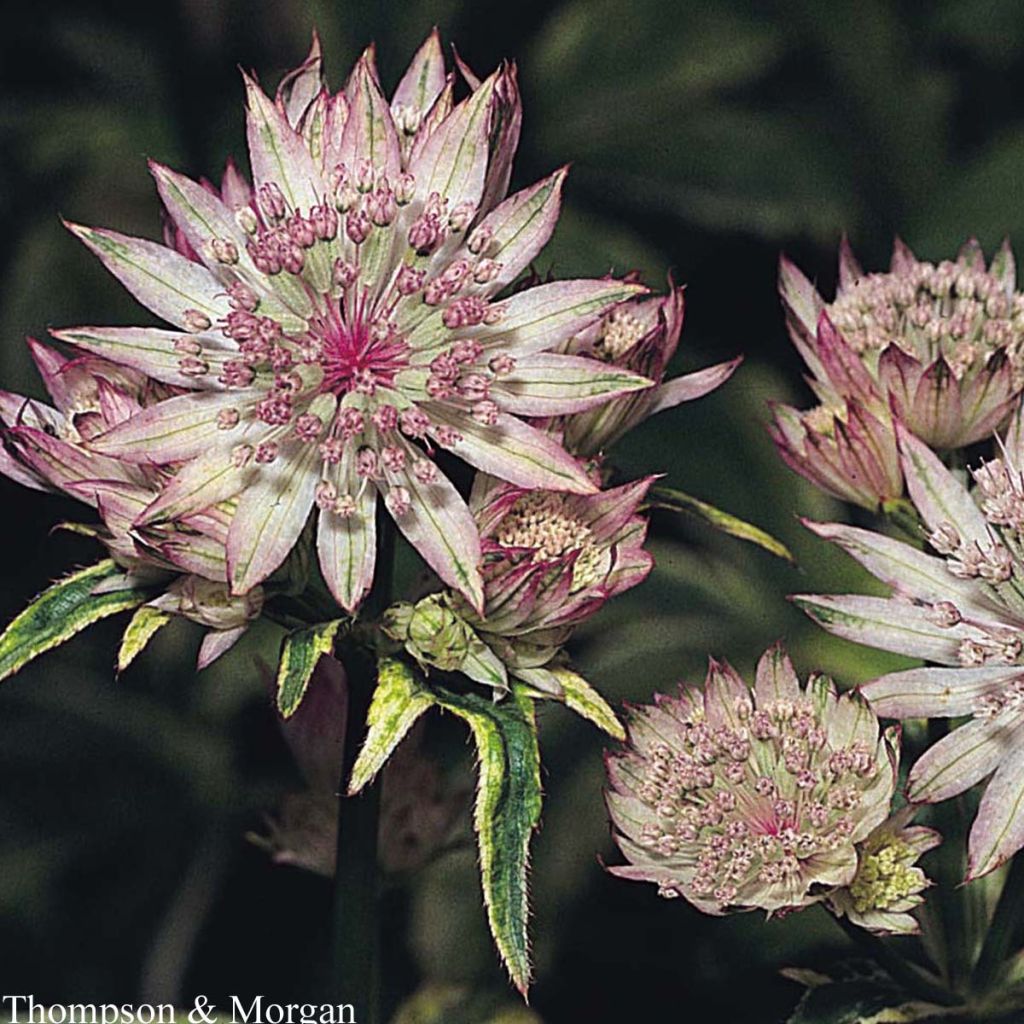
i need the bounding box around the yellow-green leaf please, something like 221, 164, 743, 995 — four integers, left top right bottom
647, 485, 794, 562
0, 560, 150, 682
276, 619, 343, 718
117, 605, 172, 673
551, 667, 625, 739
434, 685, 542, 996
348, 656, 436, 795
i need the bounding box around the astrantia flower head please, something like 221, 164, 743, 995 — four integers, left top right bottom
827, 806, 939, 936
782, 237, 1022, 449
57, 32, 653, 614
795, 420, 1024, 878
384, 472, 653, 694
554, 279, 740, 457
605, 645, 897, 916
464, 472, 653, 691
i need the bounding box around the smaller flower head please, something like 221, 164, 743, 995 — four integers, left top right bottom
551, 279, 740, 456
0, 337, 258, 670
827, 807, 939, 936
769, 396, 904, 510
382, 473, 654, 695
779, 237, 1023, 457
605, 645, 897, 916
463, 474, 653, 688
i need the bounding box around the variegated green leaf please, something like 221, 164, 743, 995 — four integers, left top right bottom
550, 667, 625, 740
0, 560, 150, 682
276, 619, 344, 718
434, 685, 542, 995
117, 605, 172, 673
648, 485, 794, 562
347, 656, 436, 794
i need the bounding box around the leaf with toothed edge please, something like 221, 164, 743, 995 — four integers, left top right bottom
432, 683, 542, 995
117, 605, 173, 673
0, 560, 151, 682
276, 619, 344, 718
550, 667, 625, 740
347, 656, 435, 794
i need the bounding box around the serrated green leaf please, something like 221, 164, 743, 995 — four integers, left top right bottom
434, 685, 542, 995
117, 605, 172, 673
549, 667, 625, 739
0, 560, 150, 682
347, 656, 436, 795
275, 619, 343, 719
647, 485, 794, 562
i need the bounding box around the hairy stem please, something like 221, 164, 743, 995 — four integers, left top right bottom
330, 516, 396, 1019
972, 854, 1024, 993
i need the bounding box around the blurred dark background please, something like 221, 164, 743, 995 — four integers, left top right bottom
1, 0, 1022, 1020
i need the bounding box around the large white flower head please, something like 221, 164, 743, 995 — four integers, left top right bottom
56, 33, 652, 612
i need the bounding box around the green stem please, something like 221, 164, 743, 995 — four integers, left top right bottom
833, 914, 961, 1007
972, 854, 1024, 993
927, 719, 972, 993
330, 516, 396, 1020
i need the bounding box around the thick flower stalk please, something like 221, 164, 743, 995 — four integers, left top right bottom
827, 806, 939, 936
255, 655, 464, 876
553, 279, 740, 456
772, 238, 1023, 507
384, 471, 652, 695
0, 338, 258, 668
57, 32, 653, 615
605, 645, 897, 916
795, 422, 1024, 879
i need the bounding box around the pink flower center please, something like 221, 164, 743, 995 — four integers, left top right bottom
317, 307, 409, 397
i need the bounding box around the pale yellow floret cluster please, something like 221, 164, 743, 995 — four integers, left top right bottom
596, 308, 646, 361
848, 835, 925, 913
495, 492, 604, 589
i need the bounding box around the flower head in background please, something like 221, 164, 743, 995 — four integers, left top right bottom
772, 238, 1024, 507
57, 31, 653, 615
795, 420, 1024, 878
827, 807, 938, 935
0, 338, 257, 669
554, 279, 740, 457
605, 645, 897, 916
